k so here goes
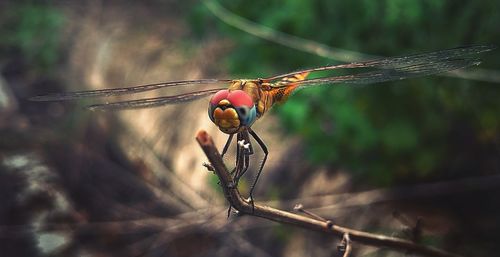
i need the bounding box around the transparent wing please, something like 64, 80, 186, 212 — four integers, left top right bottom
30, 79, 232, 101
265, 44, 495, 83
293, 57, 481, 87
87, 88, 225, 111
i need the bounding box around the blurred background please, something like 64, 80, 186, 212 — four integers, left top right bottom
1, 0, 499, 256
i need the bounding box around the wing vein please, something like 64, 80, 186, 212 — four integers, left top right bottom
87, 88, 225, 111
265, 44, 495, 82
30, 79, 231, 101
292, 58, 481, 87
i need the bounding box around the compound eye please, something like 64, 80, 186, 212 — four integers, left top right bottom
209, 90, 230, 105
227, 90, 253, 107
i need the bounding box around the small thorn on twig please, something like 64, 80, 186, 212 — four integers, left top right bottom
337, 233, 352, 257
293, 203, 304, 211
202, 162, 215, 172
294, 204, 332, 224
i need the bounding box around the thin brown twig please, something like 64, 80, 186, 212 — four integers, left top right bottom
196, 130, 464, 257
339, 233, 352, 257
294, 204, 329, 222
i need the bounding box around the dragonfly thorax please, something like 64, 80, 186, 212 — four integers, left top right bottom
208, 89, 257, 134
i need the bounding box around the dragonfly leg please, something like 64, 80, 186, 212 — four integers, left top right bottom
233, 130, 253, 185
204, 134, 233, 173
230, 133, 243, 177
241, 130, 254, 155
221, 133, 234, 159
234, 146, 251, 185
229, 132, 246, 188
229, 133, 242, 178
227, 133, 248, 217
234, 130, 252, 183
248, 128, 268, 211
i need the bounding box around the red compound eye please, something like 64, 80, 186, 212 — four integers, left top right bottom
210, 90, 230, 105
227, 90, 253, 107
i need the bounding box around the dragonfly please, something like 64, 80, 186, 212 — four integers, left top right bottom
30, 44, 495, 203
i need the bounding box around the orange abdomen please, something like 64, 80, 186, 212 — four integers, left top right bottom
255, 72, 310, 117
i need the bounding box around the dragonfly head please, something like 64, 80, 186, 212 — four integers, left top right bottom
208, 89, 257, 134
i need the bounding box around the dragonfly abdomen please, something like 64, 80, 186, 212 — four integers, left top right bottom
268, 71, 311, 105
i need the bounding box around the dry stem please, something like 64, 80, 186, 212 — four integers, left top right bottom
196, 130, 464, 257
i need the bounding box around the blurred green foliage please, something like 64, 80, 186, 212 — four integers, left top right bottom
191, 0, 499, 186
0, 2, 65, 71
